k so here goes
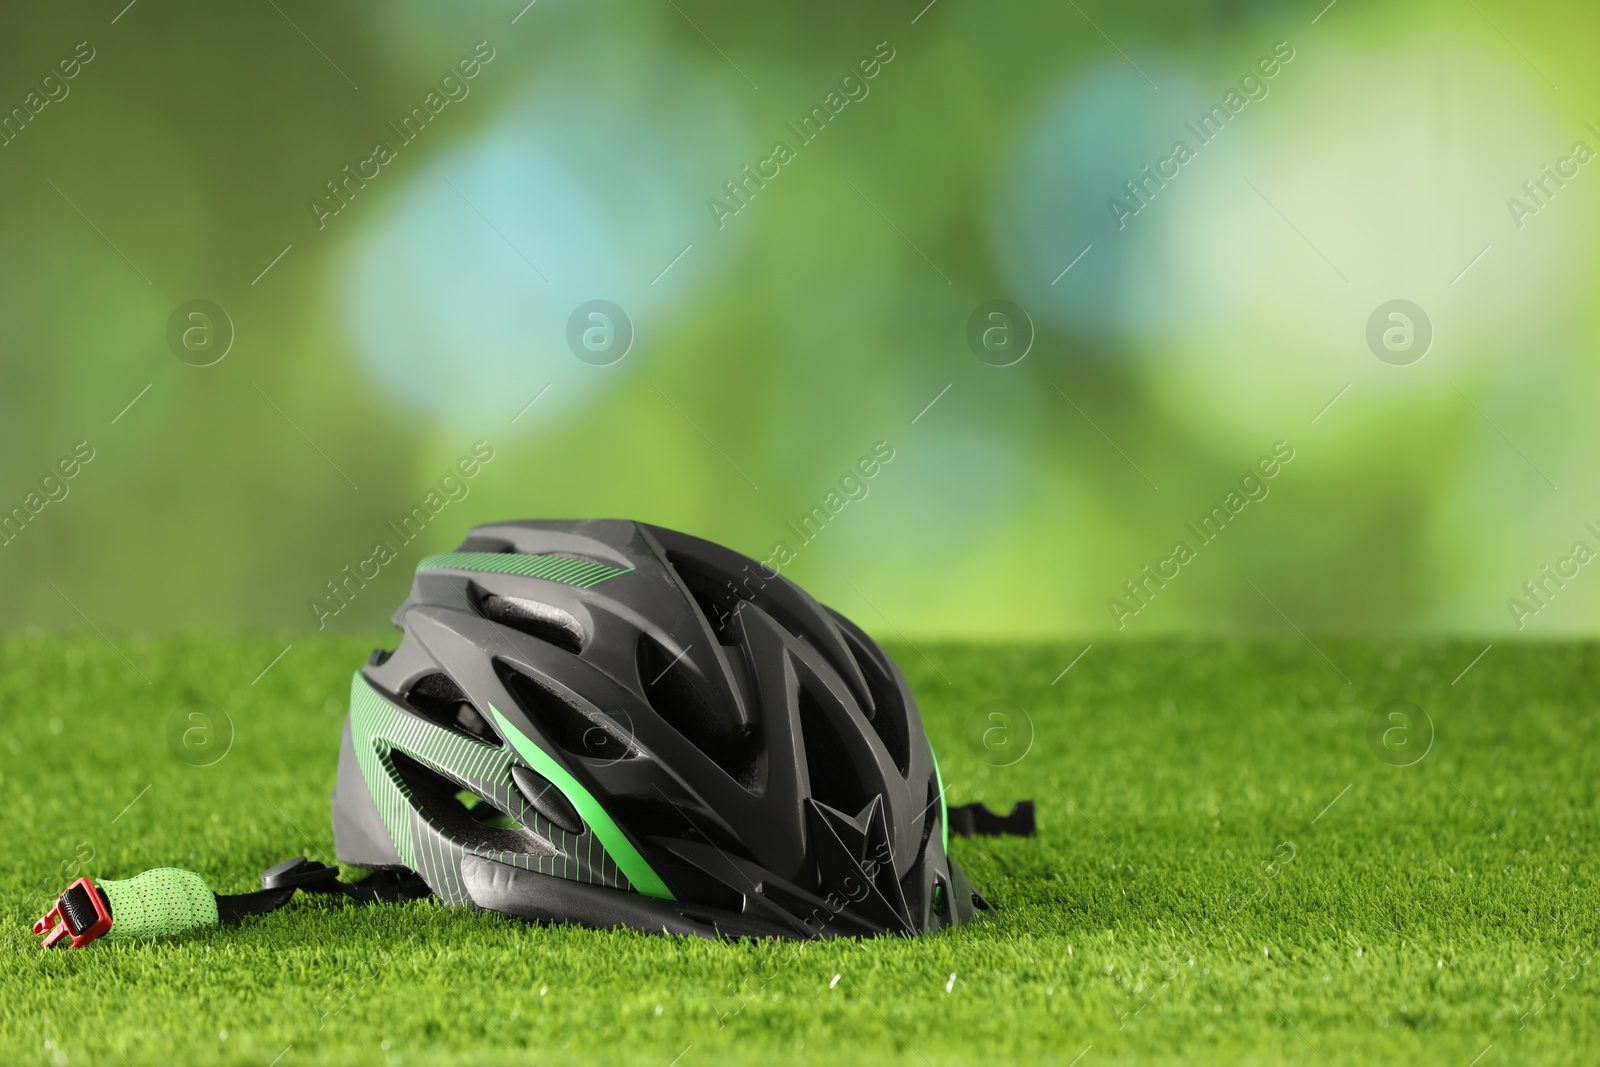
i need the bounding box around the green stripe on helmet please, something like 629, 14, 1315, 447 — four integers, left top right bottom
417, 551, 632, 588
489, 704, 675, 901
930, 744, 949, 855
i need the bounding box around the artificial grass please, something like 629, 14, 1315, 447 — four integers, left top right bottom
1, 633, 1597, 1066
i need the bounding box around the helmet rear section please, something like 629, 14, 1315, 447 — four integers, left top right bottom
331, 519, 992, 938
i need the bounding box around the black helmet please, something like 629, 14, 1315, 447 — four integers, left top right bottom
331, 519, 993, 938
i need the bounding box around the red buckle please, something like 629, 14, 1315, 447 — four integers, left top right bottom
33, 877, 113, 949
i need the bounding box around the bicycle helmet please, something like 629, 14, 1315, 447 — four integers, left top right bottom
330, 518, 993, 938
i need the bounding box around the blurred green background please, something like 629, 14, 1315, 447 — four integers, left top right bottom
2, 0, 1596, 639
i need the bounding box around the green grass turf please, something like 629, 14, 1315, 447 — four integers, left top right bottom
2, 634, 1597, 1066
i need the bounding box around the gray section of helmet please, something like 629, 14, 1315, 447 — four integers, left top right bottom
331, 715, 404, 870
331, 518, 988, 937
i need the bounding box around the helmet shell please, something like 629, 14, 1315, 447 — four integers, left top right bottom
331, 519, 991, 938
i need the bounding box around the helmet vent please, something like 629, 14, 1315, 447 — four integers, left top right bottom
493, 660, 634, 761
456, 537, 517, 553
637, 633, 760, 787
665, 552, 746, 646
386, 750, 555, 856
403, 673, 502, 747
836, 624, 911, 776
475, 592, 585, 653
798, 685, 870, 816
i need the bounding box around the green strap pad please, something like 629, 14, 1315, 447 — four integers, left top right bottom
99, 868, 219, 939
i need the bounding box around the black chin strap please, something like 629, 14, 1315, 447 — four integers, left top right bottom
947, 800, 1036, 839
215, 858, 430, 925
